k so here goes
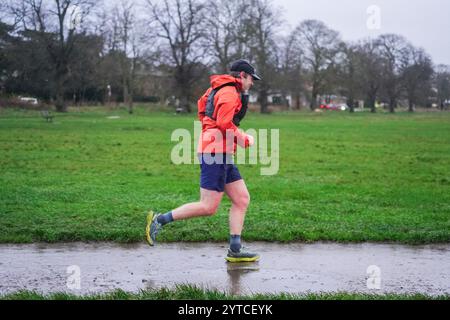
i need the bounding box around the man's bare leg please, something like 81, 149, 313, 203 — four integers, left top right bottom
224, 179, 259, 261
171, 188, 224, 221
146, 188, 223, 246
225, 179, 250, 235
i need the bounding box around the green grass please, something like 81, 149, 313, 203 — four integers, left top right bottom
1, 284, 448, 300
0, 106, 449, 244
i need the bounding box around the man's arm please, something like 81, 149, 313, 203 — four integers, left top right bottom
197, 92, 208, 122
215, 89, 251, 148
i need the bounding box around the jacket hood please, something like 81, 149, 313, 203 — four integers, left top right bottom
210, 75, 243, 91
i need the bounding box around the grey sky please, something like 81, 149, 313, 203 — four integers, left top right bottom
275, 0, 450, 65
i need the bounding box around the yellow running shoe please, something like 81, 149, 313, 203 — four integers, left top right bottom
225, 248, 260, 263
145, 211, 162, 246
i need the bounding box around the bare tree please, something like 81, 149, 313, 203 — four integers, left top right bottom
246, 0, 283, 114
352, 39, 384, 113
203, 0, 251, 74
293, 20, 341, 110
98, 7, 119, 53
435, 64, 450, 110
0, 21, 14, 95
376, 34, 411, 113
116, 1, 132, 110
279, 32, 303, 110
7, 0, 95, 112
337, 43, 360, 113
110, 0, 141, 114
401, 46, 433, 112
144, 0, 206, 113
0, 2, 7, 21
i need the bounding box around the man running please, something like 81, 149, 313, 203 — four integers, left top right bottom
146, 59, 261, 263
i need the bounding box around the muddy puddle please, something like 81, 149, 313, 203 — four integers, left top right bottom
0, 242, 448, 296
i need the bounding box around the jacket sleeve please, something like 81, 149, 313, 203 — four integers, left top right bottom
215, 88, 250, 148
197, 92, 208, 122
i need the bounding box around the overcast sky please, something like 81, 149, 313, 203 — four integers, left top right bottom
275, 0, 450, 65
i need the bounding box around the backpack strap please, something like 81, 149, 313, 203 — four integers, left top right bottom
204, 83, 237, 120
233, 93, 249, 127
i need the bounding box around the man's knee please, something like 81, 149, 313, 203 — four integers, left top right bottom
202, 202, 220, 216
235, 192, 250, 209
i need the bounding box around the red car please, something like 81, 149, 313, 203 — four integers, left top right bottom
319, 103, 348, 111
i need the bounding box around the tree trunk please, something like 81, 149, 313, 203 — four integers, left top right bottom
123, 78, 129, 107
175, 67, 192, 113
310, 94, 318, 110
180, 95, 191, 113
81, 88, 86, 106
295, 93, 301, 110
181, 82, 191, 113
310, 86, 318, 110
259, 89, 269, 114
389, 96, 396, 113
55, 77, 67, 112
367, 94, 376, 113
348, 96, 355, 113
408, 100, 415, 112
128, 95, 134, 114
128, 76, 134, 115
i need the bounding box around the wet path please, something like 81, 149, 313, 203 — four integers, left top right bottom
0, 242, 449, 296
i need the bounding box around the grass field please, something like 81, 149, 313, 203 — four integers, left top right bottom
0, 107, 449, 244
1, 285, 448, 300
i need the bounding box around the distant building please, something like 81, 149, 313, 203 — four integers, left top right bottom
249, 92, 292, 106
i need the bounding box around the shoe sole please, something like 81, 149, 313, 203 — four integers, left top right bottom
146, 211, 155, 246
225, 256, 260, 263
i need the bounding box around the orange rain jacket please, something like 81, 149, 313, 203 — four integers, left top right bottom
197, 75, 251, 154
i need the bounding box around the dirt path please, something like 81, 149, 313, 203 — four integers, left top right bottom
0, 242, 448, 296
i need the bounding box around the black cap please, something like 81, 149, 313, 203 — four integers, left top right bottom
230, 59, 262, 81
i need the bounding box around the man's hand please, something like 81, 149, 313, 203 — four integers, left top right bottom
246, 134, 255, 147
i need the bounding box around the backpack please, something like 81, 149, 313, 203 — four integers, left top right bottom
198, 83, 249, 127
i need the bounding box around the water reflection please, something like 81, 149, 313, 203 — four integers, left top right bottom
226, 262, 260, 295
